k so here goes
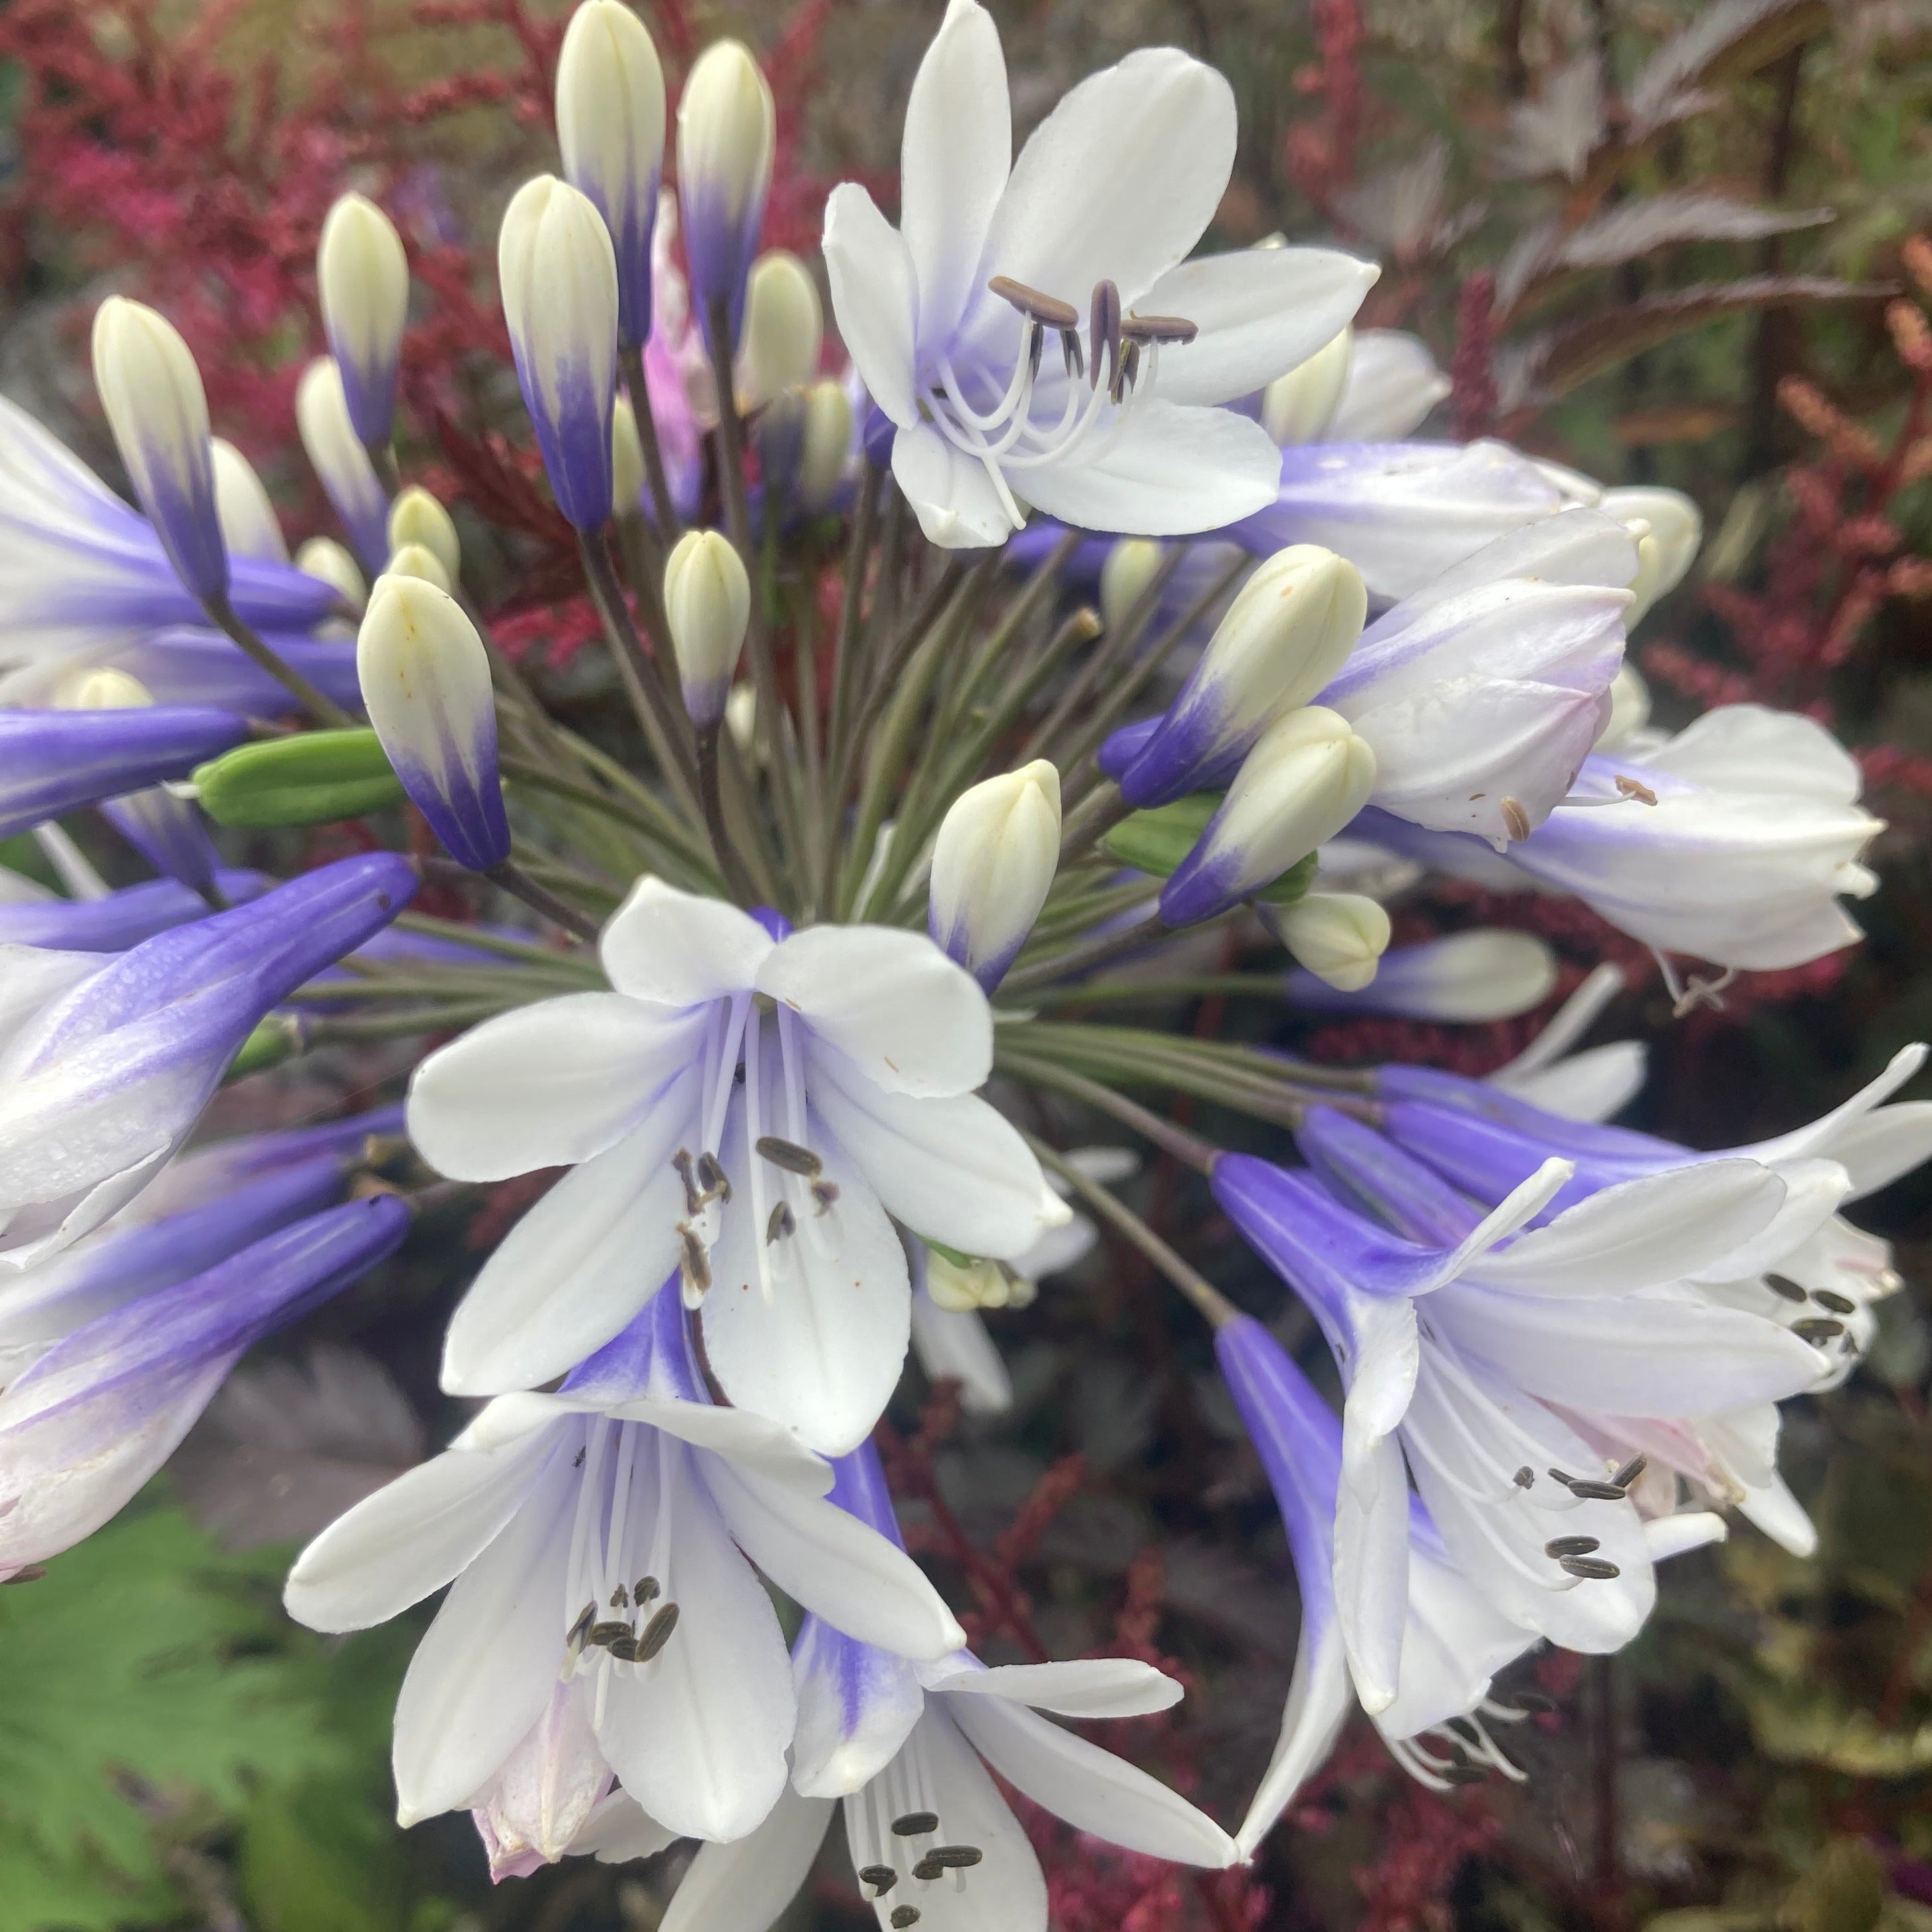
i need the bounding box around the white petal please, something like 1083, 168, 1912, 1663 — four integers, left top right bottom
285, 1422, 563, 1632
892, 421, 1018, 548
571, 1792, 681, 1864
613, 1394, 836, 1491
405, 994, 702, 1180
909, 1293, 1014, 1415
441, 1078, 698, 1395
950, 1693, 1237, 1866
598, 875, 773, 1007
1234, 1596, 1352, 1856
1644, 1510, 1727, 1560
901, 0, 1010, 356
391, 1459, 576, 1824
823, 183, 919, 427
659, 1784, 835, 1932
791, 1617, 926, 1796
1493, 1041, 1647, 1123
1142, 247, 1378, 407
924, 1657, 1183, 1718
762, 924, 991, 1097
1736, 1042, 1927, 1167
1018, 400, 1283, 537
1332, 1429, 1410, 1716
705, 1455, 966, 1660
1822, 1101, 1932, 1200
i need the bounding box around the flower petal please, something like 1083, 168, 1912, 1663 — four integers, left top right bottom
598, 876, 774, 1008
1233, 1590, 1352, 1856
1491, 1041, 1648, 1124
659, 1783, 835, 1932
892, 421, 1017, 548
823, 183, 919, 427
791, 1616, 926, 1796
909, 1292, 1013, 1415
925, 1657, 1183, 1718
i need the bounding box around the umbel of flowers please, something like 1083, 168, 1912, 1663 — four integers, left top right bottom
0, 0, 1917, 1924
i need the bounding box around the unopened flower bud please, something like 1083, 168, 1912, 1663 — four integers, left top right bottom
211, 439, 288, 563
1601, 485, 1699, 617
662, 530, 749, 726
928, 760, 1062, 992
1270, 891, 1390, 992
754, 388, 808, 507
296, 536, 368, 615
611, 395, 646, 514
736, 251, 821, 411
387, 486, 461, 586
796, 379, 852, 513
556, 0, 666, 350
498, 175, 620, 534
677, 39, 775, 352
62, 667, 154, 712
316, 192, 409, 449
1596, 663, 1651, 751
1261, 326, 1354, 446
724, 683, 758, 754
1160, 706, 1377, 928
1109, 546, 1366, 809
357, 574, 509, 872
383, 542, 453, 593
91, 296, 227, 606
296, 357, 389, 571
1100, 538, 1166, 633
1288, 928, 1557, 1018
924, 1249, 1010, 1313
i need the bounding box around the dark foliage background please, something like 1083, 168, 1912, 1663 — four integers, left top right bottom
1, 2, 1929, 1928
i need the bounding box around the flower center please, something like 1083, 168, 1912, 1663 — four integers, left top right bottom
852, 1735, 987, 1927
919, 276, 1198, 528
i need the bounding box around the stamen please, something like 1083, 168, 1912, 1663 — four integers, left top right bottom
697, 1151, 732, 1202
634, 1602, 680, 1661
767, 1201, 797, 1243
1765, 1273, 1808, 1302
610, 1584, 630, 1609
1610, 1453, 1648, 1489
1558, 1555, 1622, 1580
634, 1575, 660, 1604
586, 1620, 632, 1647
930, 1846, 984, 1868
673, 1148, 703, 1216
811, 1179, 840, 1216
859, 1867, 898, 1896
1564, 1480, 1628, 1501
756, 1134, 823, 1176
1614, 775, 1658, 805
1088, 280, 1122, 394
1111, 338, 1140, 405
911, 1856, 946, 1881
1544, 1535, 1601, 1557
1121, 312, 1198, 347
566, 1602, 596, 1650
891, 1909, 920, 1929
678, 1223, 712, 1301
1792, 1317, 1845, 1344
988, 276, 1078, 330
1500, 796, 1531, 842
606, 1634, 641, 1661
1812, 1289, 1856, 1315
1513, 1466, 1535, 1489
891, 1812, 940, 1836
1493, 1689, 1555, 1714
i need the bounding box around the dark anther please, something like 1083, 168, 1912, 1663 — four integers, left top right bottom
679, 1224, 712, 1295
891, 1909, 921, 1929
931, 1846, 984, 1869
1614, 774, 1659, 805
859, 1866, 898, 1895
1441, 1764, 1487, 1786
1766, 1273, 1808, 1303
1121, 311, 1198, 347
1512, 1466, 1535, 1489
605, 1636, 641, 1662
767, 1201, 797, 1245
1812, 1289, 1856, 1315
673, 1148, 703, 1216
1566, 1480, 1629, 1501
1110, 338, 1142, 404
697, 1151, 732, 1203
566, 1602, 597, 1648
1611, 1454, 1649, 1489
1544, 1535, 1602, 1558
811, 1179, 841, 1216
912, 1856, 946, 1881
756, 1134, 823, 1177
1501, 796, 1531, 842
1559, 1555, 1622, 1580
635, 1604, 681, 1662
1025, 322, 1045, 385
586, 1620, 633, 1648
634, 1576, 660, 1605
1792, 1317, 1846, 1344
988, 275, 1078, 331
891, 1811, 940, 1836
1547, 1469, 1579, 1489
1501, 1689, 1556, 1713
1089, 280, 1122, 394
1061, 329, 1084, 379
610, 1584, 630, 1609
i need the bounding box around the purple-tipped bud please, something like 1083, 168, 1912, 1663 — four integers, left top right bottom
676, 39, 774, 354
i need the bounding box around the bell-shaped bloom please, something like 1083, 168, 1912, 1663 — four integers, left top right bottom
662, 530, 750, 727
91, 298, 229, 608
500, 175, 621, 533
1102, 545, 1366, 808
1271, 890, 1390, 993
0, 703, 248, 843
1319, 508, 1637, 847
557, 0, 667, 350
1217, 1314, 1723, 1848
1213, 1117, 1821, 1710
0, 1192, 410, 1578
1287, 929, 1558, 1020
1159, 706, 1377, 927
0, 870, 271, 953
1500, 704, 1883, 970
823, 0, 1376, 547
284, 1286, 966, 1842
736, 250, 823, 410
317, 193, 411, 449
677, 39, 775, 354
358, 574, 510, 872
405, 879, 1065, 1448
0, 853, 416, 1269
0, 395, 339, 669
211, 439, 289, 563
387, 487, 461, 586
555, 1440, 1234, 1924
296, 357, 391, 571
928, 760, 1061, 990
1228, 440, 1584, 602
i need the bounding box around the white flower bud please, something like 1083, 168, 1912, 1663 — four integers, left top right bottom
556, 0, 666, 348
796, 378, 852, 513
1160, 706, 1378, 927
211, 438, 288, 563
1261, 326, 1354, 447
62, 667, 154, 712
92, 296, 227, 605
1100, 538, 1166, 633
724, 682, 758, 754
677, 39, 775, 348
387, 486, 461, 586
295, 356, 389, 570
1601, 486, 1700, 599
736, 251, 821, 410
498, 175, 620, 534
383, 542, 453, 593
316, 192, 409, 448
1271, 891, 1390, 992
662, 529, 750, 726
928, 760, 1062, 992
924, 1250, 1009, 1313
296, 536, 368, 615
358, 574, 508, 873
1596, 663, 1652, 751
611, 394, 646, 514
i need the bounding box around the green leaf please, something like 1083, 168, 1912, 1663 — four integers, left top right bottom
1101, 794, 1320, 906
